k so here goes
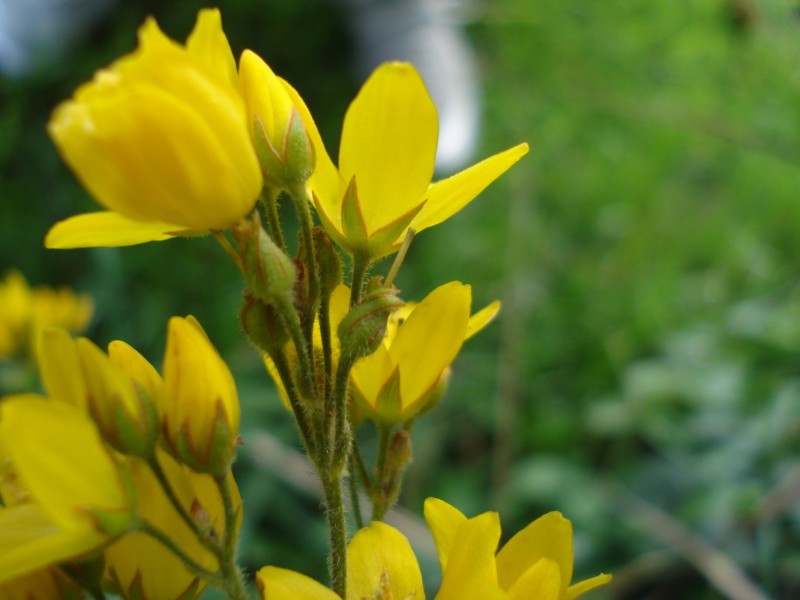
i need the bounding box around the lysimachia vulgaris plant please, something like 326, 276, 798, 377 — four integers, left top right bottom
0, 8, 612, 600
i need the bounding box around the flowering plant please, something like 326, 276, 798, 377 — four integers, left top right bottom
0, 9, 610, 600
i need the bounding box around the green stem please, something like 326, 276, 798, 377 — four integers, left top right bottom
213, 231, 244, 273
331, 356, 354, 470
349, 252, 370, 306
319, 294, 333, 401
147, 455, 223, 562
348, 454, 364, 529
371, 424, 393, 522
275, 294, 317, 396
214, 474, 249, 600
289, 182, 320, 346
137, 519, 223, 586
270, 348, 318, 458
261, 188, 287, 252
320, 467, 348, 598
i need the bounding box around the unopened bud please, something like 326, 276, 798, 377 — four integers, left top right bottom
313, 226, 342, 300
239, 291, 289, 354
237, 221, 296, 306
338, 287, 403, 363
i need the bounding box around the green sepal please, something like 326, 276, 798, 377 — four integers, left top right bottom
341, 175, 368, 244
253, 108, 315, 188
366, 200, 426, 259
105, 382, 160, 459
169, 401, 238, 476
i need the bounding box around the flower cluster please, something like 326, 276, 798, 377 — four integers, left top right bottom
0, 317, 242, 599
0, 8, 612, 600
0, 270, 93, 361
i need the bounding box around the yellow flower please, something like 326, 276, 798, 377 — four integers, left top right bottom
255, 518, 504, 599
0, 271, 93, 360
104, 451, 241, 600
239, 50, 315, 186
36, 328, 162, 457
162, 316, 240, 474
257, 499, 611, 600
349, 281, 500, 424
424, 499, 612, 600
289, 62, 528, 259
0, 396, 133, 583
45, 9, 262, 249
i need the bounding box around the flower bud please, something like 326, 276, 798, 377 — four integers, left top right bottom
338, 286, 403, 363
313, 226, 342, 300
239, 291, 289, 355
76, 338, 160, 458
239, 49, 315, 187
162, 317, 240, 475
236, 221, 296, 307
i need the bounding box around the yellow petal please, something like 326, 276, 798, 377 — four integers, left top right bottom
107, 340, 164, 411
45, 212, 186, 248
390, 282, 470, 410
348, 341, 394, 411
185, 8, 238, 90
163, 316, 240, 472
436, 511, 503, 600
339, 62, 437, 234
38, 327, 86, 408
495, 512, 573, 596
0, 504, 107, 583
507, 557, 561, 600
256, 566, 340, 600
412, 143, 529, 233
346, 521, 424, 600
0, 397, 129, 529
423, 497, 468, 573
239, 50, 295, 147
466, 301, 501, 341
566, 573, 613, 600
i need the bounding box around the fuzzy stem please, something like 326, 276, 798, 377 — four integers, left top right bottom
349, 251, 370, 306
261, 188, 287, 252
214, 474, 249, 600
320, 467, 348, 598
371, 423, 393, 522
213, 231, 244, 273
348, 456, 365, 529
288, 182, 320, 346
270, 348, 318, 458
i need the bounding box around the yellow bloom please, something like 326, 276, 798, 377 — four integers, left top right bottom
36, 328, 162, 456
257, 499, 611, 600
256, 518, 504, 599
105, 451, 241, 600
162, 316, 240, 474
289, 62, 528, 258
45, 9, 262, 249
424, 499, 612, 600
239, 50, 315, 186
0, 271, 92, 360
349, 282, 500, 424
0, 396, 133, 583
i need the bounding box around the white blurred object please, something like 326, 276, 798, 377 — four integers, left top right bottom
340, 0, 483, 174
0, 0, 115, 76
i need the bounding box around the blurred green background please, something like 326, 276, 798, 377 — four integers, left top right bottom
2, 1, 800, 598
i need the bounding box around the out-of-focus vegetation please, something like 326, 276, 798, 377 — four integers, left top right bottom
2, 1, 799, 598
